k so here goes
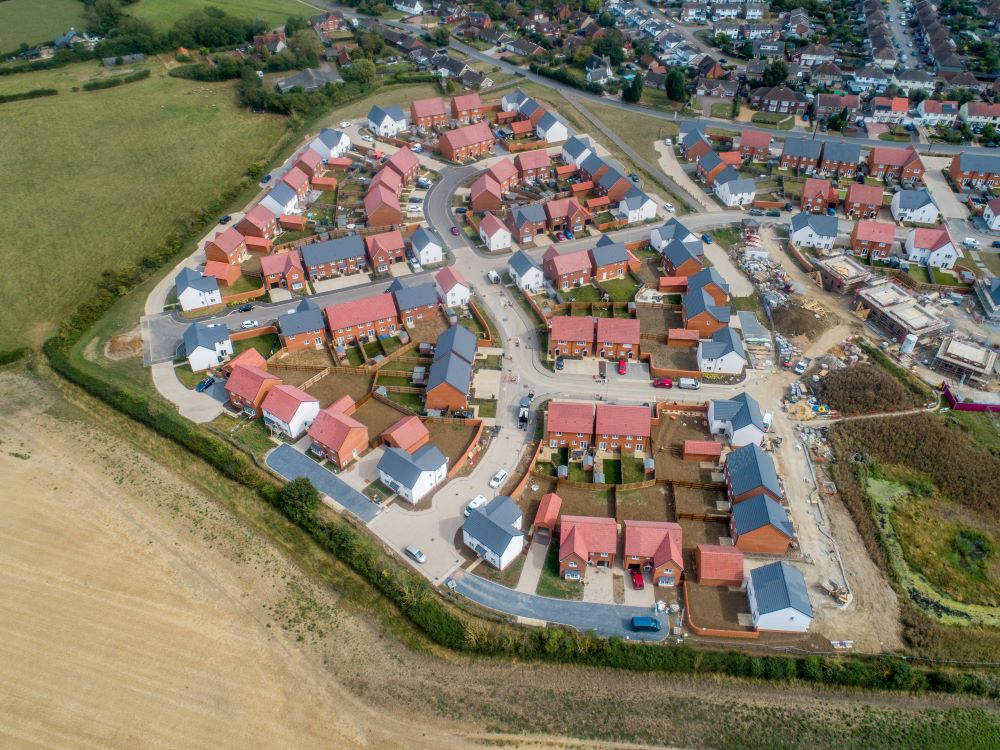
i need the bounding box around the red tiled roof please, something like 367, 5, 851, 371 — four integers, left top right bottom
596, 317, 640, 344
227, 348, 266, 371
873, 96, 908, 112
262, 384, 317, 423
660, 278, 689, 292
225, 364, 279, 402
595, 404, 650, 437
559, 515, 617, 561
740, 130, 772, 149
281, 166, 310, 192
853, 219, 894, 244
381, 415, 429, 451
411, 96, 447, 118
279, 214, 307, 229
683, 439, 722, 456
545, 197, 586, 221
547, 400, 595, 434
242, 204, 276, 230
869, 145, 920, 167
260, 251, 303, 277
327, 157, 353, 169
203, 260, 236, 281
296, 148, 323, 171
623, 520, 683, 569
912, 226, 952, 251
534, 492, 563, 529
209, 227, 245, 253
555, 164, 578, 177
479, 211, 507, 236
385, 147, 420, 177
964, 102, 1000, 117
471, 174, 501, 201
328, 394, 356, 415
802, 177, 832, 202
245, 236, 271, 250
371, 167, 402, 192
366, 229, 405, 256
696, 544, 744, 582
452, 92, 482, 111
363, 184, 400, 216
549, 315, 596, 343
308, 405, 366, 452
515, 149, 551, 171
435, 265, 468, 292
486, 158, 517, 183
585, 195, 610, 210
920, 99, 957, 114
441, 121, 494, 149
510, 120, 535, 135
845, 183, 884, 205
325, 293, 397, 330
720, 151, 742, 166
549, 249, 592, 276
668, 327, 699, 340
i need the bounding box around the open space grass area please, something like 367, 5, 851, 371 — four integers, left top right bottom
211, 413, 277, 462
599, 278, 640, 302
707, 227, 741, 251
981, 249, 1000, 277
639, 88, 685, 113
317, 82, 443, 126
479, 554, 525, 588
618, 485, 672, 522
582, 97, 680, 169
751, 112, 795, 130
0, 61, 288, 350
0, 0, 85, 50
426, 420, 479, 467
129, 0, 323, 29
536, 541, 583, 600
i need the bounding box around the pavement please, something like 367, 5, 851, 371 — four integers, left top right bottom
515, 532, 550, 594
653, 141, 722, 214
450, 571, 670, 640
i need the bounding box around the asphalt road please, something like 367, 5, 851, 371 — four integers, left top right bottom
267, 444, 382, 522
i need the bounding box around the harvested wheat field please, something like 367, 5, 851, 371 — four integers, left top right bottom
2, 369, 998, 750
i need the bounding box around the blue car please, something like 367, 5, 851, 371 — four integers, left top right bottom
702, 233, 713, 244
195, 376, 215, 393
564, 230, 574, 240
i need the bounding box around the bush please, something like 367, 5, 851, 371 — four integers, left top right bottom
813, 363, 924, 415
0, 88, 57, 105
81, 69, 151, 91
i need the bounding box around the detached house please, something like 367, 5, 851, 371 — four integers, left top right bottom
684, 289, 731, 337
748, 561, 812, 633
850, 220, 896, 259
536, 111, 571, 143
697, 326, 747, 374
439, 121, 495, 161
514, 150, 552, 183
545, 197, 589, 234
470, 174, 503, 212
507, 204, 548, 244
308, 128, 351, 160
724, 442, 782, 503
236, 204, 278, 242
790, 212, 837, 251
205, 228, 248, 265
261, 385, 320, 440
175, 268, 221, 312
708, 392, 767, 447
384, 147, 421, 185
435, 266, 470, 307
800, 177, 836, 213
363, 185, 403, 227
366, 230, 407, 272
891, 188, 939, 225
508, 250, 545, 291
843, 183, 884, 219
261, 251, 305, 291
904, 226, 957, 269
623, 521, 684, 587
559, 515, 617, 579
480, 212, 511, 252
410, 227, 443, 266
739, 130, 772, 162
260, 182, 300, 217
544, 247, 593, 289
463, 496, 524, 570
425, 324, 477, 412
368, 104, 408, 136
585, 54, 614, 85
378, 445, 448, 504
183, 322, 233, 373
713, 169, 756, 207
679, 128, 713, 162
308, 401, 369, 469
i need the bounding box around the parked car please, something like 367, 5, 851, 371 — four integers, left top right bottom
630, 569, 645, 590
630, 616, 661, 632
238, 303, 254, 312
991, 241, 1000, 248
450, 226, 460, 236
362, 134, 375, 142
664, 138, 673, 146
701, 233, 713, 243
564, 230, 574, 239
410, 143, 423, 153
617, 358, 627, 375
219, 215, 232, 224
555, 356, 564, 370
489, 469, 509, 489
652, 377, 673, 388
826, 207, 836, 216
766, 209, 781, 217
663, 202, 675, 212
404, 545, 427, 563
416, 177, 431, 188
240, 320, 260, 330
556, 231, 566, 242
464, 495, 487, 517
794, 359, 808, 375
261, 174, 272, 184
964, 237, 980, 248
454, 206, 468, 214
629, 172, 640, 182
748, 208, 764, 216
339, 120, 350, 128
195, 376, 215, 393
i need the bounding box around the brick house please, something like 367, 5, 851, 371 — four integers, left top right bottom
867, 145, 925, 185
293, 148, 325, 180
589, 241, 629, 280
779, 138, 822, 171
689, 267, 730, 306
544, 247, 593, 289
486, 158, 518, 191
391, 281, 440, 327
739, 130, 772, 162
595, 404, 651, 454
724, 442, 782, 503
559, 515, 617, 579
470, 174, 503, 212
595, 317, 640, 360
749, 85, 808, 114
730, 494, 794, 554
280, 166, 311, 202
450, 92, 483, 124
507, 204, 548, 244
324, 294, 399, 346
548, 315, 596, 358
365, 230, 407, 272
225, 364, 281, 417
800, 177, 835, 213
439, 121, 495, 161
679, 128, 712, 162
514, 150, 552, 183
850, 220, 895, 259
544, 197, 589, 233
623, 521, 683, 587
308, 402, 369, 469
595, 167, 632, 203
205, 227, 248, 265
364, 184, 403, 227
814, 92, 859, 121
300, 235, 367, 279
202, 260, 240, 287
843, 183, 884, 219
683, 289, 731, 338
370, 166, 402, 196
949, 153, 1000, 189
236, 204, 278, 240
425, 325, 476, 411
410, 96, 448, 129
818, 141, 861, 178
662, 240, 704, 278
546, 401, 595, 449
260, 250, 305, 291
278, 298, 327, 352
384, 147, 421, 185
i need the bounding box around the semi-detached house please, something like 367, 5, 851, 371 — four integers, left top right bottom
439, 121, 495, 161
596, 318, 640, 361
278, 298, 327, 352
546, 401, 595, 449
301, 235, 367, 279
595, 403, 651, 454
410, 96, 448, 129
325, 294, 399, 346
779, 138, 822, 172
949, 152, 1000, 188
548, 315, 596, 358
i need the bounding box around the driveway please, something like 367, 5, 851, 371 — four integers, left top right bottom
653, 141, 722, 214
150, 362, 224, 423
922, 156, 969, 220
515, 533, 550, 594
266, 444, 382, 523
450, 571, 668, 641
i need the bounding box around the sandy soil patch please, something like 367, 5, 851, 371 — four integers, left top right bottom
105, 324, 143, 360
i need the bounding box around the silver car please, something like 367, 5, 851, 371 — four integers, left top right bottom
404, 545, 426, 563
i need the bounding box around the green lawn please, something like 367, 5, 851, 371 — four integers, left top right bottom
0, 0, 86, 50
599, 278, 640, 302
0, 60, 288, 351
386, 391, 423, 412
536, 541, 583, 600
751, 112, 795, 130
233, 333, 278, 359
470, 398, 497, 418
601, 459, 622, 484
130, 0, 323, 28
478, 354, 502, 370
710, 102, 733, 119
479, 554, 525, 588
709, 227, 741, 250
621, 458, 646, 484
563, 285, 601, 303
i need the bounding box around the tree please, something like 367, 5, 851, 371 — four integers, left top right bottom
505, 1, 519, 19
287, 29, 322, 67
284, 15, 309, 36
666, 68, 686, 102
982, 123, 997, 144
622, 74, 643, 103
571, 44, 593, 66
762, 60, 788, 88
428, 26, 450, 47
275, 478, 318, 525
593, 29, 625, 65
584, 0, 601, 12
345, 57, 378, 89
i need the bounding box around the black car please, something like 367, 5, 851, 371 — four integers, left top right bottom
238, 303, 254, 312
454, 206, 468, 214
766, 209, 781, 217
195, 376, 215, 393
261, 174, 272, 184
219, 214, 232, 224
629, 172, 640, 182
555, 356, 564, 370
748, 208, 764, 216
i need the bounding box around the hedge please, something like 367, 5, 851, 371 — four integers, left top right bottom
0, 88, 57, 105
82, 69, 151, 91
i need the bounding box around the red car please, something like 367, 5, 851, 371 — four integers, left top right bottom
653, 377, 673, 388
450, 226, 460, 236
555, 231, 566, 241
617, 358, 627, 375
630, 569, 644, 590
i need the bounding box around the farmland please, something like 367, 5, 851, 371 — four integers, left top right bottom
129, 0, 323, 29
0, 61, 288, 351
0, 0, 85, 51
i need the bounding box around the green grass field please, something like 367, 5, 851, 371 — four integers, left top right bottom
0, 0, 86, 51
130, 0, 324, 29
0, 60, 288, 350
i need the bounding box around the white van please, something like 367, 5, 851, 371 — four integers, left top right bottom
677, 377, 700, 390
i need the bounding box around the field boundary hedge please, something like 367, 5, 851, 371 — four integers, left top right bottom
0, 88, 57, 104
81, 69, 150, 91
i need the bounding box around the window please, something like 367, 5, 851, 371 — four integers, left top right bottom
568, 561, 577, 568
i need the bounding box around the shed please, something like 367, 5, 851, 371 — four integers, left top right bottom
694, 544, 745, 586
683, 440, 722, 462
532, 492, 563, 533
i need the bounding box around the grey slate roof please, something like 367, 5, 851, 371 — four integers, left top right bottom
955, 152, 1000, 174
718, 174, 757, 194
503, 88, 529, 109
791, 212, 838, 238
512, 203, 547, 225
736, 311, 770, 344
436, 323, 478, 363
663, 238, 701, 270
464, 495, 523, 555
393, 282, 439, 311
563, 135, 593, 161
656, 218, 701, 255
509, 249, 542, 277
689, 266, 730, 296
537, 111, 571, 135
680, 127, 709, 150
279, 298, 325, 336
698, 150, 723, 173
732, 494, 793, 537
620, 187, 652, 211
782, 137, 822, 160
700, 326, 746, 361
590, 240, 629, 266
276, 68, 343, 93
580, 152, 607, 177
378, 444, 447, 488
426, 351, 473, 393
726, 442, 781, 499
520, 98, 542, 119
369, 103, 406, 124
597, 167, 628, 190
750, 561, 812, 617
685, 288, 731, 324
316, 127, 348, 149
300, 235, 366, 266
896, 188, 936, 209
821, 141, 860, 165
183, 322, 229, 354
175, 267, 218, 295
410, 226, 440, 252
267, 181, 298, 208
713, 392, 765, 432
